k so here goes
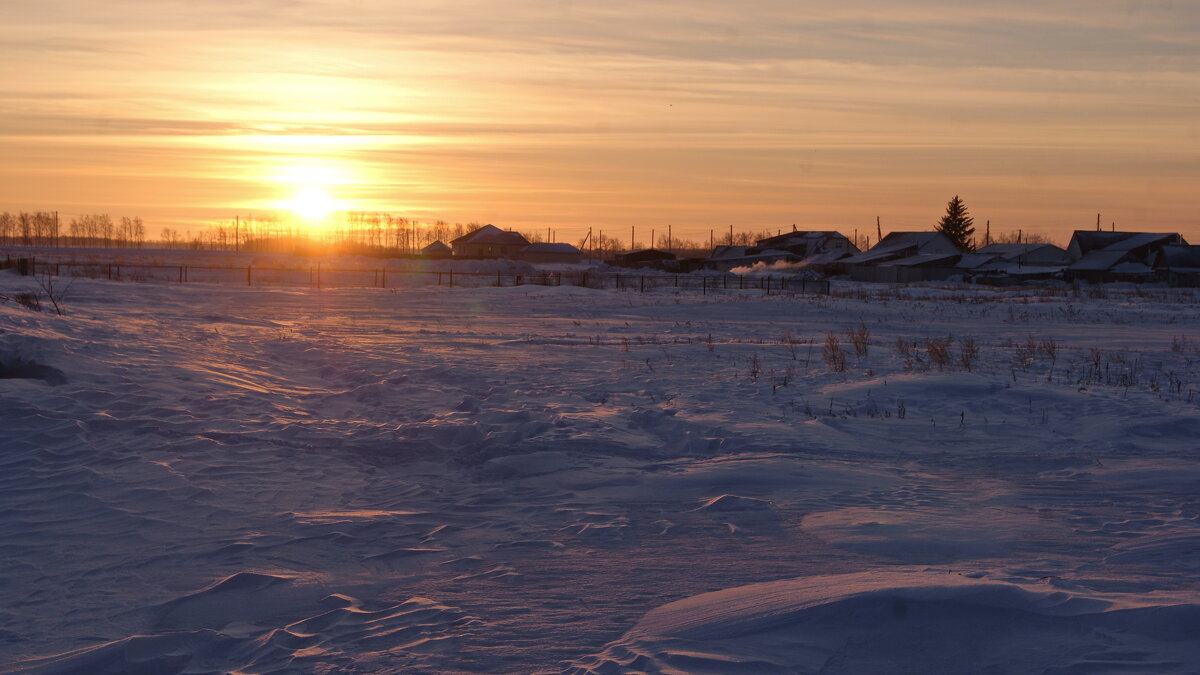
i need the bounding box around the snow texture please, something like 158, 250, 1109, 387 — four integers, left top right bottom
2, 255, 1199, 673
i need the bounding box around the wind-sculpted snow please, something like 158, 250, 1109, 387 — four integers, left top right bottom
567, 570, 1200, 674
2, 269, 1199, 673
23, 586, 477, 674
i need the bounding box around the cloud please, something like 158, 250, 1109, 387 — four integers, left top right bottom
1, 0, 1198, 239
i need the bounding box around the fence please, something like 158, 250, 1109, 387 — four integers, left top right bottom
7, 257, 830, 296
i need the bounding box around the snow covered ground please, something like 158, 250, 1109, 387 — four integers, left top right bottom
2, 265, 1199, 673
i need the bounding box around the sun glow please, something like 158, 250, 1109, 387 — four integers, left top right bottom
288, 186, 337, 221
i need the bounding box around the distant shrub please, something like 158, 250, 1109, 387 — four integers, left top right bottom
846, 322, 869, 358
926, 337, 952, 370
823, 332, 846, 372
959, 337, 979, 371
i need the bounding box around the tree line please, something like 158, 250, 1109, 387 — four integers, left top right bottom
0, 211, 147, 248
3, 203, 1058, 256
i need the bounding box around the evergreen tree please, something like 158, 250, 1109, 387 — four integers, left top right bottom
936, 195, 975, 251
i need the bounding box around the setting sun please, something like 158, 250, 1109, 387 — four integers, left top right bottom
287, 186, 337, 222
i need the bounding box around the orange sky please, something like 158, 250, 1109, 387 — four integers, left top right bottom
2, 1, 1198, 245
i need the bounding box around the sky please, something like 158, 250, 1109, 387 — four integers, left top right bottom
2, 0, 1198, 245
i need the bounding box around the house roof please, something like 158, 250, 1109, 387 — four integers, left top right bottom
1110, 261, 1155, 276
879, 252, 960, 268
756, 230, 851, 248
1070, 231, 1181, 255
422, 240, 452, 252
842, 237, 915, 264
1156, 245, 1200, 270
841, 246, 916, 265
842, 231, 959, 264
976, 243, 1066, 260
976, 243, 1030, 255
521, 243, 580, 254
955, 253, 1000, 269
615, 248, 676, 260
1101, 232, 1179, 252
877, 232, 948, 248
1068, 250, 1130, 271
708, 246, 753, 260
797, 250, 851, 265
451, 224, 530, 247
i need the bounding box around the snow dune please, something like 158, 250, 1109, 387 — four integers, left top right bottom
570, 570, 1200, 674
2, 265, 1199, 673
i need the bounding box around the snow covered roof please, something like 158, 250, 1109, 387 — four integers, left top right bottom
1156, 245, 1200, 270
451, 224, 530, 247
877, 232, 948, 248
1069, 250, 1130, 271
756, 230, 851, 248
797, 250, 851, 265
422, 240, 452, 252
879, 252, 960, 268
842, 231, 957, 265
1109, 261, 1155, 276
1069, 231, 1182, 256
1103, 232, 1179, 252
975, 243, 1066, 260
955, 253, 1000, 269
841, 247, 912, 265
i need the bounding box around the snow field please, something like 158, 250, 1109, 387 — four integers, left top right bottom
2, 269, 1199, 673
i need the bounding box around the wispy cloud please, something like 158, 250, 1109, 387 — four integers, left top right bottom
2, 1, 1198, 239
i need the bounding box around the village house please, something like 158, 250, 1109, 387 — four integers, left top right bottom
702, 230, 858, 272
611, 248, 677, 269
1064, 231, 1187, 283
519, 242, 583, 264
1154, 244, 1200, 287
842, 231, 961, 282
955, 242, 1072, 284
421, 240, 453, 259
450, 224, 530, 258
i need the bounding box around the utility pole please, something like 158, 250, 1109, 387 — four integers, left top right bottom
729, 224, 733, 246
1096, 213, 1101, 231
235, 215, 239, 253
876, 216, 882, 242
984, 220, 989, 247
667, 224, 672, 252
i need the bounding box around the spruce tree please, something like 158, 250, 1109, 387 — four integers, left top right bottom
936, 195, 975, 251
